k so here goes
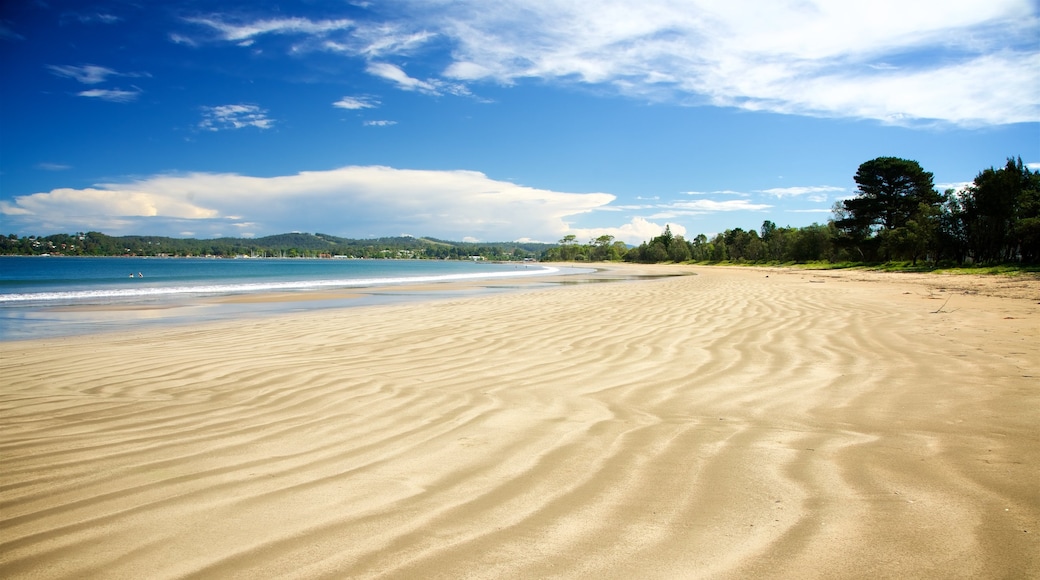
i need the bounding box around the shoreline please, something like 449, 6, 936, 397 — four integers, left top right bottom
1, 264, 1037, 578
0, 263, 606, 342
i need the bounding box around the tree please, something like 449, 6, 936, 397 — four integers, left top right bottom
645, 240, 669, 262
954, 157, 1040, 263
556, 234, 581, 261
590, 234, 616, 261
668, 236, 691, 262
836, 157, 941, 261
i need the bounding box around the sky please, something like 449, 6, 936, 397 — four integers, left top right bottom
1, 1, 1037, 245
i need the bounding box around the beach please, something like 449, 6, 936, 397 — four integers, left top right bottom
1, 264, 1037, 578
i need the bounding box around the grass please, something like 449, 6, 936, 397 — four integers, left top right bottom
679, 260, 1040, 276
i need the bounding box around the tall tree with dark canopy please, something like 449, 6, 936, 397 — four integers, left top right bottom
835, 157, 942, 261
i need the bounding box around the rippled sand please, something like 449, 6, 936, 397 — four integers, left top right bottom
2, 265, 1037, 579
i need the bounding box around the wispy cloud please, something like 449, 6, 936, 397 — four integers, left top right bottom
49, 64, 149, 103
683, 190, 749, 197
758, 186, 844, 198
77, 88, 141, 102
757, 185, 843, 202
670, 199, 773, 214
363, 120, 397, 127
36, 162, 71, 171
0, 21, 25, 41
169, 32, 197, 46
76, 13, 121, 25
333, 96, 379, 109
48, 64, 119, 84
199, 104, 274, 131
185, 16, 355, 42
427, 0, 1038, 126
0, 166, 627, 243
168, 3, 1036, 124
366, 62, 441, 94
324, 28, 435, 58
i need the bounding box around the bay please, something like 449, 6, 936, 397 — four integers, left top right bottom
0, 257, 570, 340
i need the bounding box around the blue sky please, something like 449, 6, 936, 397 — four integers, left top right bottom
1, 0, 1037, 245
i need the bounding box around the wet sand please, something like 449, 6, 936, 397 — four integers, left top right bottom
1, 264, 1037, 578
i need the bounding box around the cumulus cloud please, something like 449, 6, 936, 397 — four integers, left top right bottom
937, 181, 973, 194
0, 166, 620, 243
569, 217, 685, 245
199, 104, 274, 131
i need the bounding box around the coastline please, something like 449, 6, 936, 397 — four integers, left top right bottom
1, 264, 1037, 578
0, 262, 598, 342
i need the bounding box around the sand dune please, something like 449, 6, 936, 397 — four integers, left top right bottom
1, 265, 1037, 579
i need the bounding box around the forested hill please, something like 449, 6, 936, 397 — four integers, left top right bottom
0, 231, 554, 260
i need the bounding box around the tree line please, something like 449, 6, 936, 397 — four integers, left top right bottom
620, 156, 1038, 266
0, 231, 552, 261
5, 156, 1035, 266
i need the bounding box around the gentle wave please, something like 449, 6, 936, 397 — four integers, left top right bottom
0, 266, 559, 303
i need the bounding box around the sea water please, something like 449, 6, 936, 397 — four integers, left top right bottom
0, 257, 566, 340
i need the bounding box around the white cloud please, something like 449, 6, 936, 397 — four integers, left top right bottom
169, 33, 197, 46
684, 190, 748, 197
363, 120, 397, 126
48, 64, 118, 84
569, 216, 684, 246
169, 3, 1037, 124
425, 0, 1038, 126
199, 104, 274, 131
77, 88, 141, 102
0, 166, 617, 243
366, 62, 441, 94
349, 29, 436, 58
76, 13, 121, 25
186, 16, 354, 42
36, 162, 71, 171
333, 96, 379, 109
671, 199, 773, 213
937, 181, 972, 193
758, 185, 844, 198
1027, 162, 1040, 171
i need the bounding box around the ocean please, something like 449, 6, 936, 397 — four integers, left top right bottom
0, 257, 570, 340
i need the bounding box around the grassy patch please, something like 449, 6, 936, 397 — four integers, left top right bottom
679, 260, 1040, 276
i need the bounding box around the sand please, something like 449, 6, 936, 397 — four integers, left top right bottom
1, 264, 1037, 579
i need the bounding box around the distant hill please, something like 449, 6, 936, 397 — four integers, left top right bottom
0, 231, 555, 260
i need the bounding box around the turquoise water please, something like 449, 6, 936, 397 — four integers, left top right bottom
0, 257, 566, 340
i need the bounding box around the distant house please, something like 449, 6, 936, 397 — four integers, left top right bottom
469, 255, 485, 261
